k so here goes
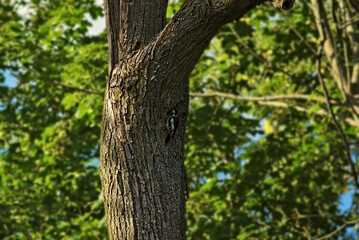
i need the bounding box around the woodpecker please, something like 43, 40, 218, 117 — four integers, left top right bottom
165, 109, 179, 144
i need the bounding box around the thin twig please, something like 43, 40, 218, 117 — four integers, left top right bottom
53, 80, 103, 95
293, 209, 351, 222
190, 92, 359, 127
281, 15, 317, 55
228, 24, 267, 63
190, 91, 339, 105
280, 10, 335, 77
228, 24, 296, 81
316, 39, 359, 188
315, 219, 359, 240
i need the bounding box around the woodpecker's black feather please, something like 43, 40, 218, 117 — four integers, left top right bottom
165, 134, 171, 144
165, 109, 179, 144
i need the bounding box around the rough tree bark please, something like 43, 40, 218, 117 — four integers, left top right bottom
100, 0, 294, 239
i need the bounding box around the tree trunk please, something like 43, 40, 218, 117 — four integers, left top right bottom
99, 0, 293, 239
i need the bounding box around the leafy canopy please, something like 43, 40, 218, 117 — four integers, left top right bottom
1, 0, 358, 239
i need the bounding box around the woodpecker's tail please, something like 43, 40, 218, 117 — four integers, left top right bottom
165, 134, 171, 144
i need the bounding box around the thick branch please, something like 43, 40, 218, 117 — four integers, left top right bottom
340, 0, 359, 94
310, 0, 349, 94
142, 0, 297, 88
332, 0, 351, 90
108, 0, 272, 109
110, 0, 296, 93
316, 39, 359, 188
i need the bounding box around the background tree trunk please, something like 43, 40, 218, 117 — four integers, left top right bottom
99, 0, 293, 239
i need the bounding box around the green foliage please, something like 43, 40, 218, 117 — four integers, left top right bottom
186, 1, 359, 239
0, 0, 107, 238
1, 0, 359, 239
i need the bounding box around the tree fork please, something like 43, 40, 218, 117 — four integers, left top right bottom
100, 0, 294, 239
